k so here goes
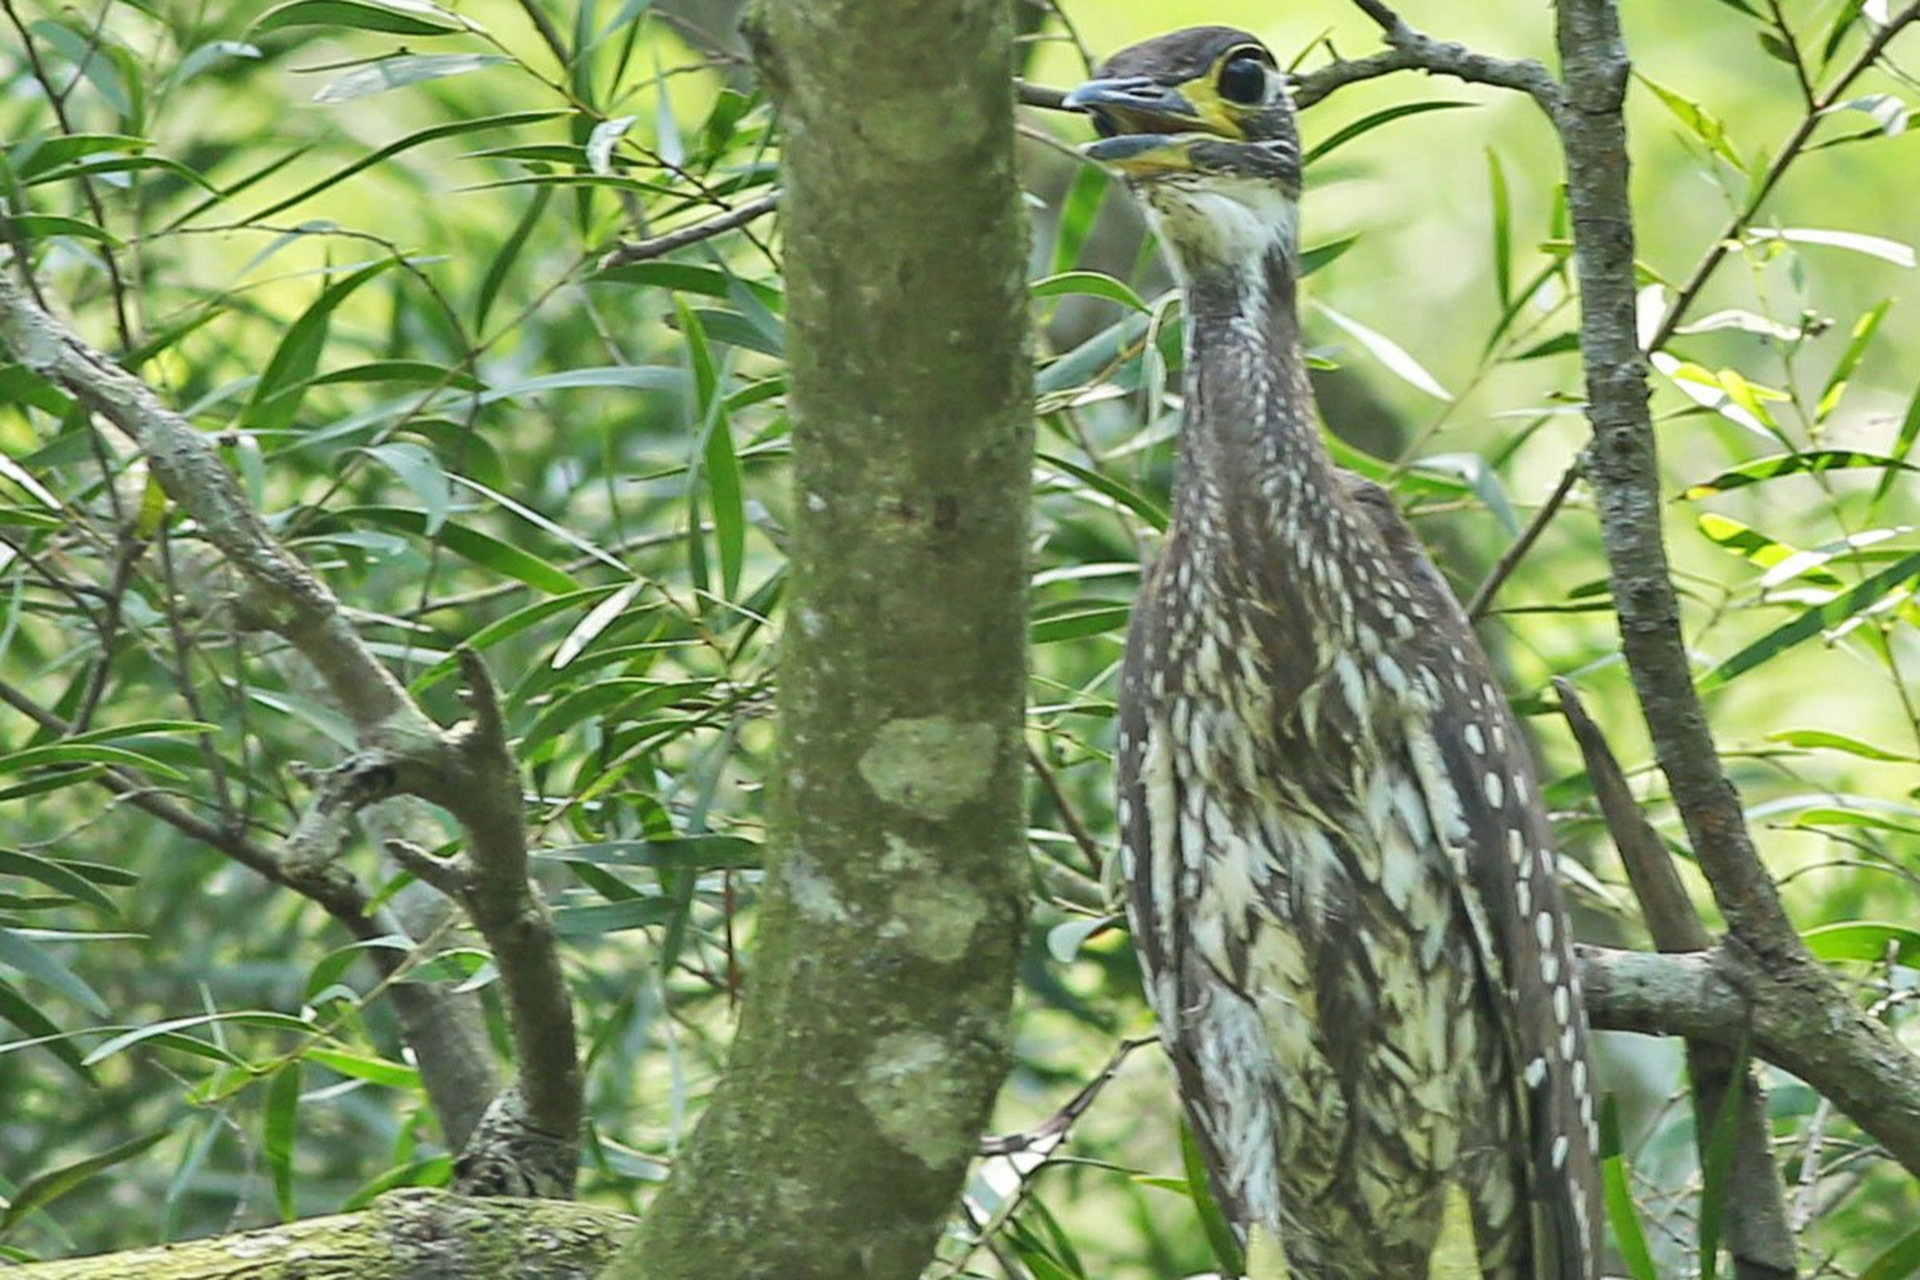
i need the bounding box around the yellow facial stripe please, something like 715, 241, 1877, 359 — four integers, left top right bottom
1179, 74, 1244, 139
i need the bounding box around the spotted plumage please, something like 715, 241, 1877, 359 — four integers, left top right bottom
1069, 27, 1603, 1280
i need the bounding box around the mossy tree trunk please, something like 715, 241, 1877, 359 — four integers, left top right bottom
605, 1, 1034, 1277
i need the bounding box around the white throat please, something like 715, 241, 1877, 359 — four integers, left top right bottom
1143, 177, 1299, 285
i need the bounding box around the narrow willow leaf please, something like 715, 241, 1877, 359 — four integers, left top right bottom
586, 115, 638, 175
313, 53, 507, 103
1600, 1098, 1660, 1280
1697, 1036, 1752, 1280
265, 1062, 302, 1220
1751, 226, 1916, 267
1038, 451, 1168, 531
0, 1130, 168, 1230
1871, 378, 1920, 511
1045, 915, 1112, 964
1699, 551, 1920, 691
246, 110, 568, 223
1302, 100, 1472, 167
552, 898, 679, 937
1817, 299, 1893, 420
1487, 148, 1512, 310
1298, 234, 1360, 278
0, 927, 109, 1015
1032, 602, 1132, 644
1803, 920, 1920, 965
1685, 449, 1918, 497
1050, 163, 1109, 275
1032, 271, 1150, 314
5, 133, 148, 182
1636, 73, 1746, 169
241, 258, 400, 433
83, 1010, 313, 1065
1316, 302, 1452, 401
340, 507, 582, 594
254, 0, 463, 36
1820, 0, 1870, 66
475, 186, 552, 332
0, 980, 91, 1078
536, 837, 762, 870
361, 442, 453, 535
0, 849, 118, 912
1412, 453, 1519, 534
1180, 1120, 1244, 1276
1829, 93, 1911, 137
305, 1045, 418, 1088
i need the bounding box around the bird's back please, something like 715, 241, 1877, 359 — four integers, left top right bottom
1116, 475, 1598, 1279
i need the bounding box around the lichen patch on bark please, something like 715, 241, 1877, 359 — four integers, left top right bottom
857, 717, 998, 818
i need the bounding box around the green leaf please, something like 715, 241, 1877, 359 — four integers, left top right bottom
1684, 449, 1917, 497
1050, 163, 1110, 275
1699, 551, 1920, 691
1178, 1120, 1243, 1277
1038, 452, 1168, 532
241, 258, 400, 433
245, 110, 569, 223
475, 186, 552, 332
1817, 299, 1892, 420
264, 1062, 302, 1221
305, 936, 412, 1000
1299, 235, 1360, 278
1871, 377, 1920, 511
6, 134, 149, 182
254, 0, 463, 36
0, 1130, 168, 1231
1302, 100, 1473, 167
343, 508, 582, 595
0, 926, 108, 1014
1032, 602, 1132, 645
315, 53, 507, 103
1860, 1222, 1920, 1280
552, 898, 679, 937
536, 837, 762, 871
83, 1010, 313, 1065
1751, 226, 1916, 268
0, 849, 118, 912
361, 442, 452, 535
678, 302, 745, 600
1315, 303, 1452, 401
1696, 1035, 1751, 1280
0, 980, 92, 1079
305, 1045, 418, 1088
1766, 729, 1917, 762
1636, 73, 1745, 169
1487, 148, 1512, 310
1803, 921, 1920, 965
1032, 271, 1150, 314
1411, 453, 1519, 534
1599, 1097, 1659, 1280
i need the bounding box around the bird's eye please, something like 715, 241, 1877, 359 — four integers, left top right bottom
1217, 53, 1269, 105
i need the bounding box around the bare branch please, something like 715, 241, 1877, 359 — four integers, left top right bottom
597, 190, 781, 270
1468, 464, 1582, 620
1580, 944, 1920, 1182
1291, 3, 1566, 113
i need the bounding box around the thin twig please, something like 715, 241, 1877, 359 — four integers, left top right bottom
1292, 2, 1566, 114
597, 191, 782, 270
1467, 462, 1582, 619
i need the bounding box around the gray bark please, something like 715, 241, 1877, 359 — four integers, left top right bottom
603, 0, 1034, 1276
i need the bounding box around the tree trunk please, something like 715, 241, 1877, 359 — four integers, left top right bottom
604, 0, 1034, 1277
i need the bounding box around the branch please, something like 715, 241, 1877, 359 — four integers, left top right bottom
597, 190, 780, 270
1291, 2, 1566, 113
1580, 945, 1920, 1181
3, 1190, 632, 1280
0, 274, 580, 1190
1558, 681, 1795, 1280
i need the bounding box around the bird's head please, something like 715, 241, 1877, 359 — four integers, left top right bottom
1063, 27, 1301, 277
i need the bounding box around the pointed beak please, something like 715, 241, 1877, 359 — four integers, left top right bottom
1062, 77, 1214, 174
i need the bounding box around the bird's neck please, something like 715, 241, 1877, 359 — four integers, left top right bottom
1172, 244, 1345, 557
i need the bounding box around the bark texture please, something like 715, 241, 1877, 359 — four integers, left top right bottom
606, 0, 1034, 1276
4, 1191, 630, 1280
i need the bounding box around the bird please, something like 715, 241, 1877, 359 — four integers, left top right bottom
1062, 27, 1604, 1280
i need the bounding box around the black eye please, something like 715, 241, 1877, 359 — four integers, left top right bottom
1217, 53, 1269, 105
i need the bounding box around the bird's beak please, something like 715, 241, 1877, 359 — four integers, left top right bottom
1062, 77, 1213, 175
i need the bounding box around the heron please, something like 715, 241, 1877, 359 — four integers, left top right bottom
1063, 27, 1604, 1280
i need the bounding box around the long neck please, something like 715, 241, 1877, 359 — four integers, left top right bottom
1172, 244, 1343, 558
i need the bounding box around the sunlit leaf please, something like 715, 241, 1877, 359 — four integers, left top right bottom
1302, 100, 1473, 167
1803, 921, 1920, 965
1315, 302, 1452, 401
1636, 73, 1746, 169
1751, 226, 1916, 268
312, 53, 508, 103
1817, 299, 1892, 420
1699, 551, 1920, 690
254, 0, 464, 36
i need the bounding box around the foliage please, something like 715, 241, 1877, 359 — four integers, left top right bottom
1, 0, 1918, 1274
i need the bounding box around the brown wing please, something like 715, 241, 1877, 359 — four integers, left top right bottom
1343, 475, 1604, 1280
